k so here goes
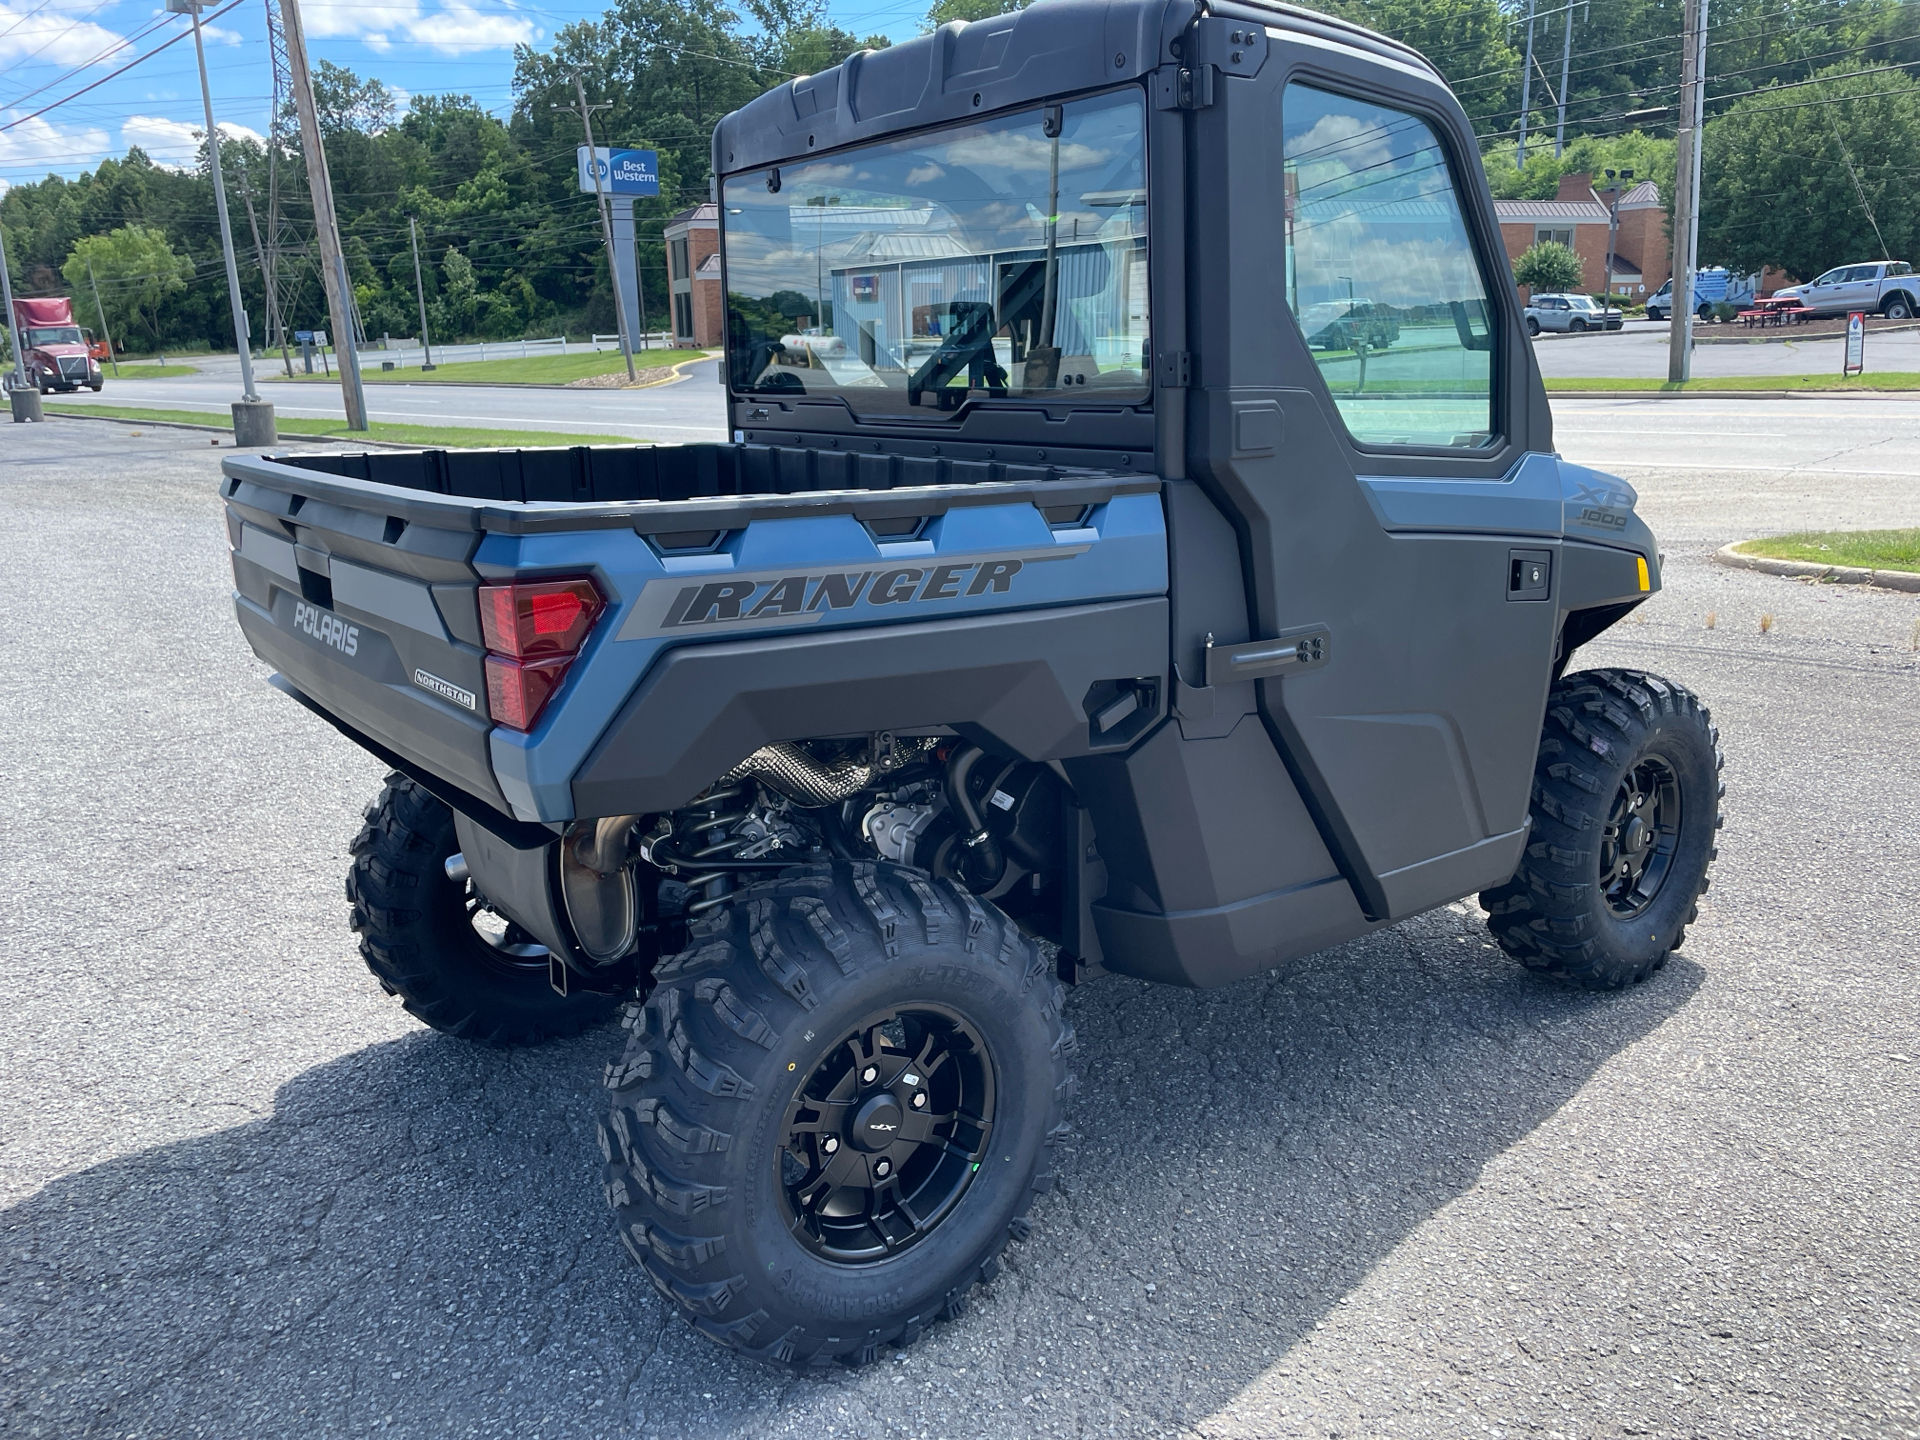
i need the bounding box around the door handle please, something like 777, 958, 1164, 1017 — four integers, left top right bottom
1205, 626, 1331, 685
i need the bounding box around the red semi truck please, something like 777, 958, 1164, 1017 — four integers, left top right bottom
11, 297, 104, 394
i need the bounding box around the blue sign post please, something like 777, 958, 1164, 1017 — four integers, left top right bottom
577, 147, 659, 196
578, 149, 659, 350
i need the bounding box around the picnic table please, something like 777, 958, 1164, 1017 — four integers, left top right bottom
1739, 296, 1817, 329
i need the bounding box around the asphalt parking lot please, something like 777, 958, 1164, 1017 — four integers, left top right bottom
3, 411, 1917, 1439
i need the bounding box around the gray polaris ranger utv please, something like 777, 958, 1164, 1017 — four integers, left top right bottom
222, 0, 1722, 1368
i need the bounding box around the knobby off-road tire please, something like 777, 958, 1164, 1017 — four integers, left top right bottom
1481, 668, 1724, 989
347, 773, 618, 1043
599, 860, 1075, 1367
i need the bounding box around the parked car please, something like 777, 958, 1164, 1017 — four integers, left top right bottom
1299, 298, 1400, 351
1644, 268, 1758, 321
1524, 293, 1622, 335
1771, 261, 1919, 319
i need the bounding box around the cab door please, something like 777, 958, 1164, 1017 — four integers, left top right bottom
1184, 22, 1560, 922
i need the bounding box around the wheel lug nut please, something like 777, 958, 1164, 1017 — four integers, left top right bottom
912, 1092, 927, 1108
862, 1065, 878, 1084
875, 1159, 891, 1177
823, 1136, 839, 1154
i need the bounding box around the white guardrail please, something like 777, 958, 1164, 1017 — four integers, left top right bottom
351, 333, 677, 369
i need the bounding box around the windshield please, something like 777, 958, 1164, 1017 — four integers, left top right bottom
722, 88, 1148, 417
27, 326, 83, 346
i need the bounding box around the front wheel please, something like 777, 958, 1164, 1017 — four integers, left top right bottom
600, 861, 1074, 1366
1570, 317, 1588, 333
1481, 669, 1723, 989
346, 773, 619, 1043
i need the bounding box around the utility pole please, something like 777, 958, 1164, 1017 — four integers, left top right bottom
86, 257, 119, 377
1667, 0, 1709, 383
170, 0, 274, 444
1517, 0, 1538, 168
1554, 2, 1583, 157
409, 217, 435, 371
282, 0, 368, 428
1602, 167, 1634, 308
0, 218, 43, 422
557, 78, 636, 383
236, 165, 294, 378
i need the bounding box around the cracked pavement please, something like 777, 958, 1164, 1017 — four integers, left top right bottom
2, 407, 1917, 1438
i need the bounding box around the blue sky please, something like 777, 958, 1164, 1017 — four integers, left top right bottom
0, 0, 932, 193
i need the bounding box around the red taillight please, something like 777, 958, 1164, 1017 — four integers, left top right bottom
484, 654, 572, 731
477, 576, 604, 731
479, 576, 603, 658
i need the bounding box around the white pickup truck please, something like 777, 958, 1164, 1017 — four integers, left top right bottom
1772, 260, 1919, 319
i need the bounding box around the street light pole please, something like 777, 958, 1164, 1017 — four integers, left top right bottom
409, 217, 435, 371
170, 0, 274, 444
0, 216, 44, 422
557, 79, 636, 383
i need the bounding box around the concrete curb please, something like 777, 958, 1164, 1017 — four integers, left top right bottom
1548, 388, 1920, 399
1694, 319, 1920, 346
47, 409, 497, 451
1714, 541, 1920, 593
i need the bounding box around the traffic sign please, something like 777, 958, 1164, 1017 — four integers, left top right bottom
577, 147, 659, 196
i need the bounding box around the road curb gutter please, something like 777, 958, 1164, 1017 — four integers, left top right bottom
1714, 541, 1920, 593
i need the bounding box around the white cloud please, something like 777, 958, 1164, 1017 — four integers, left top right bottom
118, 115, 265, 167
198, 20, 243, 45
0, 114, 113, 175
404, 1, 534, 52
0, 4, 128, 68
296, 0, 532, 51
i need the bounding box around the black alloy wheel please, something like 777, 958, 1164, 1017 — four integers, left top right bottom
1481, 669, 1724, 990
1600, 754, 1682, 919
347, 773, 617, 1043
778, 1005, 996, 1263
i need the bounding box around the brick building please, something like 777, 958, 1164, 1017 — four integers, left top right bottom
663, 202, 724, 348
1494, 174, 1669, 299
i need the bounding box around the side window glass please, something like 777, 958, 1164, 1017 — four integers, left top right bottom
1283, 83, 1497, 449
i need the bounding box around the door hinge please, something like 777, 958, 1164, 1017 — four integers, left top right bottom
1153, 19, 1269, 109
1156, 350, 1191, 388
1205, 627, 1330, 687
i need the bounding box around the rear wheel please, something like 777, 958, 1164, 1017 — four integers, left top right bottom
1883, 294, 1914, 320
1525, 316, 1541, 337
599, 861, 1074, 1366
347, 773, 618, 1043
1481, 669, 1723, 989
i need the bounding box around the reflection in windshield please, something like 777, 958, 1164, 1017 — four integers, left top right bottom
723, 89, 1148, 415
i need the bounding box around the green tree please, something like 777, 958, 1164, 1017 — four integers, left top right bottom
1698, 64, 1920, 279
1335, 0, 1517, 137
60, 226, 195, 348
1513, 240, 1585, 293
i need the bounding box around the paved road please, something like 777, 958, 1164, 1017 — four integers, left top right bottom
3, 417, 1918, 1438
52, 357, 731, 443
1532, 317, 1920, 380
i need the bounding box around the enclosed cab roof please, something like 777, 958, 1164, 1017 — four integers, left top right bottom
712, 0, 1440, 179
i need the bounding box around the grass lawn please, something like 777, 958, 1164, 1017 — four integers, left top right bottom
46, 403, 645, 449
1734, 529, 1920, 573
1546, 373, 1920, 392
102, 362, 202, 379
266, 348, 709, 386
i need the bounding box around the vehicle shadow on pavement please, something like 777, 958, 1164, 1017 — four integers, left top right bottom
0, 904, 1701, 1439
